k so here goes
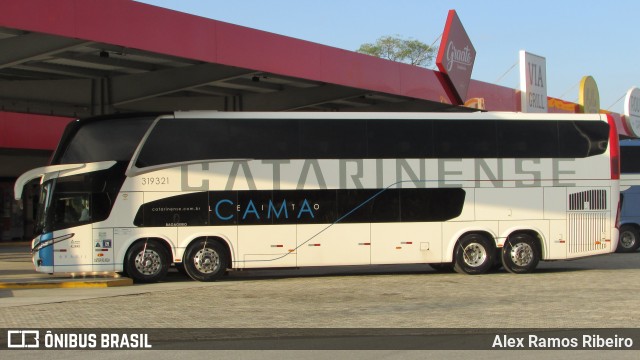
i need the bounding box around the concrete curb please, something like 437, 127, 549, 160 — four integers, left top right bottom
0, 277, 133, 289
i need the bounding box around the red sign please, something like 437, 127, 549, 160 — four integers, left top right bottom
436, 10, 476, 104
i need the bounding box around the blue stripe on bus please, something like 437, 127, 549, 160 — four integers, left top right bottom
39, 232, 54, 267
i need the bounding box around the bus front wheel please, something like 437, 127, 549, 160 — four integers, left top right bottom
501, 234, 540, 274
453, 233, 494, 275
124, 240, 170, 283
183, 239, 228, 282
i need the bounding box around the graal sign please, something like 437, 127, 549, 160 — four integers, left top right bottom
519, 51, 547, 113
436, 10, 476, 104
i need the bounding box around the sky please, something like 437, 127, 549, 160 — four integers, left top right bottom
135, 0, 639, 114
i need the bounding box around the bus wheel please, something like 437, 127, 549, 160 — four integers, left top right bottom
453, 233, 494, 275
501, 234, 540, 274
183, 239, 228, 282
617, 225, 640, 253
124, 240, 170, 283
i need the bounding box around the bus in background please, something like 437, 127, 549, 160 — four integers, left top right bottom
618, 139, 640, 253
14, 111, 621, 282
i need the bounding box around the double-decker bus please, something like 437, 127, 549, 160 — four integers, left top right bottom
14, 111, 621, 282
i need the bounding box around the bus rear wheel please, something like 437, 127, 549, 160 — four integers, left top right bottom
183, 239, 228, 282
124, 240, 170, 283
453, 233, 494, 275
501, 234, 540, 274
617, 225, 640, 253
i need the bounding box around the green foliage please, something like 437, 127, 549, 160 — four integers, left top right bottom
356, 35, 436, 68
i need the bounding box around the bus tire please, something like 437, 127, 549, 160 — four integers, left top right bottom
617, 225, 640, 253
124, 240, 170, 283
183, 239, 228, 282
453, 233, 494, 275
501, 234, 540, 274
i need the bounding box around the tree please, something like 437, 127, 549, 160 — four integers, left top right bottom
356, 35, 436, 68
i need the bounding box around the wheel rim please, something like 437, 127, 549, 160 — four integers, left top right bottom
193, 247, 220, 274
134, 249, 162, 276
509, 242, 533, 267
462, 243, 487, 267
620, 231, 636, 249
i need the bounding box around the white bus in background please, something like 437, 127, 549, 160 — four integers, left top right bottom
618, 139, 640, 252
14, 111, 621, 283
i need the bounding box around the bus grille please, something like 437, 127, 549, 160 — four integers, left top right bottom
568, 189, 607, 210
567, 212, 608, 254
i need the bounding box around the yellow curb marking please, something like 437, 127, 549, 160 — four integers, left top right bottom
0, 278, 133, 289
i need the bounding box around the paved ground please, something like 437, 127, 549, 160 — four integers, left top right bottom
1, 241, 639, 328
0, 240, 639, 359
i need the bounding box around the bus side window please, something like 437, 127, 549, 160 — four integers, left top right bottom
498, 121, 558, 158
559, 121, 609, 158
366, 120, 434, 158
434, 120, 497, 158
300, 120, 366, 159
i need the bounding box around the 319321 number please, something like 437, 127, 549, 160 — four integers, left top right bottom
141, 177, 169, 186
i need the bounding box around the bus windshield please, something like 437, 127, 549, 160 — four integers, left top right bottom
34, 163, 128, 234
36, 178, 93, 233
53, 115, 157, 165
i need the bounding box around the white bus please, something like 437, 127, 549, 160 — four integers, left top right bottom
15, 111, 621, 282
618, 139, 640, 252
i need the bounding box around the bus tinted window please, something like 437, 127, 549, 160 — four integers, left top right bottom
223, 119, 299, 159
135, 117, 610, 168
558, 121, 609, 158
498, 121, 558, 158
367, 120, 433, 158
300, 120, 366, 158
134, 188, 466, 226
434, 120, 498, 158
137, 118, 299, 166
59, 117, 154, 164
621, 145, 640, 174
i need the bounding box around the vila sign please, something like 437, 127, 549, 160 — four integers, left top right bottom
519, 51, 547, 113
436, 10, 476, 104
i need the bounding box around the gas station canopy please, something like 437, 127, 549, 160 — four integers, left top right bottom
0, 0, 494, 118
